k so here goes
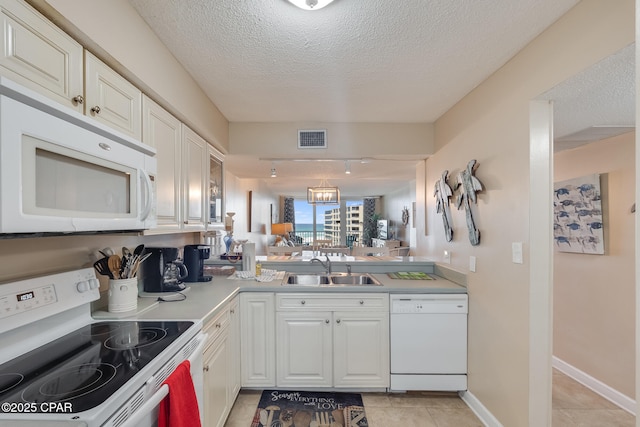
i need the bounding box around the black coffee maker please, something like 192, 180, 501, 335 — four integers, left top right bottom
141, 247, 189, 293
184, 244, 212, 282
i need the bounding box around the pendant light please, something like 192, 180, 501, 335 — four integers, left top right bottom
307, 179, 340, 205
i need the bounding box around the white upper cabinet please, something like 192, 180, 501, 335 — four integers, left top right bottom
84, 51, 142, 139
181, 124, 208, 231
142, 95, 182, 230
0, 0, 83, 111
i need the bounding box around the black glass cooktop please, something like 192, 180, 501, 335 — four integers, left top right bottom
0, 320, 193, 413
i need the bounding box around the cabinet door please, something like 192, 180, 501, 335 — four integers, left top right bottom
181, 124, 207, 231
0, 0, 83, 111
142, 95, 182, 230
203, 332, 231, 427
333, 311, 390, 388
240, 293, 276, 387
84, 51, 142, 139
276, 311, 332, 387
207, 145, 224, 226
228, 297, 241, 401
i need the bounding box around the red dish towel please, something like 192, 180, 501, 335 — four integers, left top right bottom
158, 360, 202, 427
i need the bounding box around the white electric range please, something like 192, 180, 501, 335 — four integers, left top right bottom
0, 268, 205, 427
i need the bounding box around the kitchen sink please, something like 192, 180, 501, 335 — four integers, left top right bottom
284, 273, 330, 286
329, 273, 382, 286
283, 272, 381, 286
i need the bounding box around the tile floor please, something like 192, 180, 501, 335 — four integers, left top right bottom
552, 369, 635, 426
223, 370, 636, 426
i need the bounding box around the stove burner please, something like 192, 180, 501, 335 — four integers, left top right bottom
104, 327, 168, 350
21, 363, 116, 403
0, 373, 24, 394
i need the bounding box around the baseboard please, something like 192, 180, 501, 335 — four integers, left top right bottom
552, 356, 636, 415
459, 390, 503, 427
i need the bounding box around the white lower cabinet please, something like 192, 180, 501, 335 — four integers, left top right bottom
240, 292, 276, 387
203, 330, 230, 427
202, 296, 239, 427
276, 311, 333, 387
275, 293, 389, 389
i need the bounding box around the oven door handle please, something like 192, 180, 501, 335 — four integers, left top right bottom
118, 332, 208, 427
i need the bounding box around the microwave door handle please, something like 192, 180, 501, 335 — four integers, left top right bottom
139, 169, 153, 221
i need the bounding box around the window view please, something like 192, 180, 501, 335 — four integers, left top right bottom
292, 199, 364, 247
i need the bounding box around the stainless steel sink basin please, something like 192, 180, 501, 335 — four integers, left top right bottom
329, 273, 382, 286
284, 273, 330, 286
283, 272, 381, 286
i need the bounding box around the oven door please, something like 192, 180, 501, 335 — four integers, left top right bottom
113, 332, 207, 427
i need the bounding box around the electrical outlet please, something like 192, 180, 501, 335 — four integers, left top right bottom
443, 250, 451, 264
469, 256, 476, 272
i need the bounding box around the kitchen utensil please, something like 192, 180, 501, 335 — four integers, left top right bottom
130, 252, 152, 278
133, 244, 145, 257
100, 247, 115, 257
93, 257, 113, 279
108, 255, 122, 279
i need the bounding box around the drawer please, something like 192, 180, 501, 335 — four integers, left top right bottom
276, 293, 388, 311
204, 306, 230, 342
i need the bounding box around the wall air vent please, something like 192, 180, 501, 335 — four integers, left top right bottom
298, 129, 327, 149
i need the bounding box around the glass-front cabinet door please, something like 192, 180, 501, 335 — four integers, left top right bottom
208, 146, 224, 225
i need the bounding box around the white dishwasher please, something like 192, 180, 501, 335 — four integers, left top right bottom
390, 293, 468, 391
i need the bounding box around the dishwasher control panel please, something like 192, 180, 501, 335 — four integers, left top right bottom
390, 294, 468, 314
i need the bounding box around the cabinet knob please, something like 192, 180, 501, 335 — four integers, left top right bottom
204, 365, 209, 372
325, 319, 330, 324
72, 95, 84, 105
230, 309, 235, 314
301, 300, 306, 305
91, 105, 101, 114
336, 319, 341, 324
215, 323, 221, 328
359, 300, 364, 305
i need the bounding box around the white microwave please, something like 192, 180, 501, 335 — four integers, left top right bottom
0, 77, 157, 234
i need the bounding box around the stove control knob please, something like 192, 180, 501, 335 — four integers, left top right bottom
89, 279, 100, 290
76, 281, 90, 293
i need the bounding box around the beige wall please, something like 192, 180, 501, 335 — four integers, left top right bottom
422, 1, 634, 425
554, 132, 635, 398
381, 185, 414, 244
225, 172, 279, 255
230, 122, 434, 158
27, 0, 229, 152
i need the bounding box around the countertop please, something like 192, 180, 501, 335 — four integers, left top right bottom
93, 263, 466, 325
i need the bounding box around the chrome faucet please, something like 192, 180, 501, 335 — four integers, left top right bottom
311, 255, 331, 274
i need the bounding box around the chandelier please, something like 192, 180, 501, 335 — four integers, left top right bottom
307, 179, 340, 205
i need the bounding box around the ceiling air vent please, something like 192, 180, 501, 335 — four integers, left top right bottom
298, 129, 327, 149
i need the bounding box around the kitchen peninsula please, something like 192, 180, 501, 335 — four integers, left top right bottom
91, 257, 466, 426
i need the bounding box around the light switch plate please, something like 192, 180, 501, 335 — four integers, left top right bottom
443, 250, 451, 264
469, 256, 476, 272
512, 242, 523, 264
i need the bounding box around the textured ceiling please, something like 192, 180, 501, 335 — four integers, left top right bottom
128, 0, 579, 123
539, 43, 635, 151
126, 0, 633, 198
